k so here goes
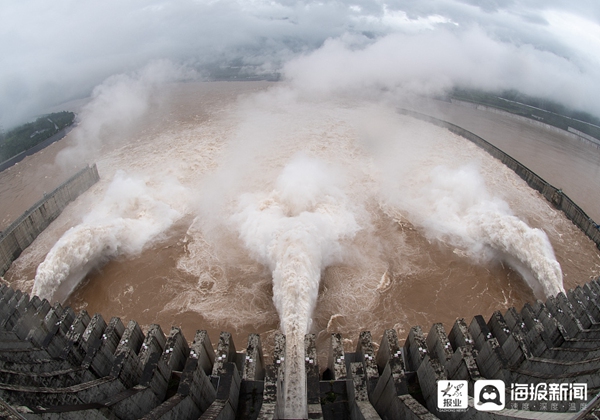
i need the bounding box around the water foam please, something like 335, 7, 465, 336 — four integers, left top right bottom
389, 164, 564, 298
14, 91, 577, 411
32, 171, 184, 303
231, 154, 360, 418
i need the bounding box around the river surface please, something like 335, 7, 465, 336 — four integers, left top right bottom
2, 81, 600, 357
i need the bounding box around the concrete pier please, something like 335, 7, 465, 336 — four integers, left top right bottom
1, 279, 599, 418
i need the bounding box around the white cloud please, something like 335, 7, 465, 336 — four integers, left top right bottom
543, 10, 600, 67
355, 7, 459, 32
1, 0, 600, 127
283, 26, 599, 110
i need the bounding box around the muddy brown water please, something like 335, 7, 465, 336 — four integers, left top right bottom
2, 82, 600, 358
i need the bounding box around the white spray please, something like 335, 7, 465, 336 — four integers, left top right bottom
32, 171, 184, 303
389, 164, 564, 298
231, 154, 360, 418
55, 60, 196, 169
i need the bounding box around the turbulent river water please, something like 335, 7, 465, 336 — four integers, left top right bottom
3, 83, 600, 403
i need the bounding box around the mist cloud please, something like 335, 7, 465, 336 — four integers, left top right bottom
55, 60, 196, 168
2, 0, 600, 127
283, 26, 599, 111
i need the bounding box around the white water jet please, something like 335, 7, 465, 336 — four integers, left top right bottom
469, 210, 564, 297
32, 171, 184, 303
390, 164, 564, 298
231, 154, 360, 418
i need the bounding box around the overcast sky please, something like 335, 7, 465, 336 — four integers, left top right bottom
2, 0, 600, 128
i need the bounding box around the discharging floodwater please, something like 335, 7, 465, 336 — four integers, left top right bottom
2, 82, 600, 355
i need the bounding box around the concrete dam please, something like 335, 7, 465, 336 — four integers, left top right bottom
2, 279, 600, 419
1, 117, 600, 419
0, 165, 100, 277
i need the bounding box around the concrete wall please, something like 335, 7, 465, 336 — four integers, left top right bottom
568, 127, 600, 148
450, 99, 600, 150
399, 109, 600, 251
0, 164, 99, 276
2, 277, 600, 419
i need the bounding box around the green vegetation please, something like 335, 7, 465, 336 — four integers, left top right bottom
447, 88, 600, 141
321, 391, 338, 404
0, 111, 75, 162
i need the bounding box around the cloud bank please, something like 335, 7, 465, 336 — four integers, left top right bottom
283, 27, 599, 111
2, 0, 600, 127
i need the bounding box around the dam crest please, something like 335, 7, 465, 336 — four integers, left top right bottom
0, 280, 600, 418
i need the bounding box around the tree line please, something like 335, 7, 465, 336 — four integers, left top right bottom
0, 111, 75, 162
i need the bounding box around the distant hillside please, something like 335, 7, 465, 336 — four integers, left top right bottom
447, 88, 600, 142
0, 111, 75, 162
